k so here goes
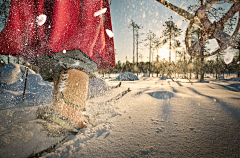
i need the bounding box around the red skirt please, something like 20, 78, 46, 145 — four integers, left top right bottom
0, 0, 115, 70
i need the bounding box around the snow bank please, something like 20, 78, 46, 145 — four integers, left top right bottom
87, 78, 107, 99
142, 73, 149, 77
112, 72, 139, 81
0, 63, 109, 110
0, 73, 53, 110
159, 75, 168, 80
229, 77, 240, 81
0, 63, 35, 85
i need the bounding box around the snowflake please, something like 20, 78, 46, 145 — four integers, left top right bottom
106, 29, 114, 38
224, 52, 234, 64
36, 14, 47, 26
94, 8, 107, 17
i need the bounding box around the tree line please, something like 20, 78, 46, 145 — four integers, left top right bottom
101, 51, 240, 79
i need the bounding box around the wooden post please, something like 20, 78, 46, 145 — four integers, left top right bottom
21, 66, 29, 105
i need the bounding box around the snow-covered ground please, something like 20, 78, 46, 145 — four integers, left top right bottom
0, 64, 240, 157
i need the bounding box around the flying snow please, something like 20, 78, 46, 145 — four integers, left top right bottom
94, 8, 107, 17
237, 61, 240, 64
106, 29, 114, 38
143, 12, 146, 19
224, 52, 234, 64
36, 14, 47, 26
63, 49, 66, 53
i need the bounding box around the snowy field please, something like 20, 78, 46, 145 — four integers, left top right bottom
0, 64, 240, 157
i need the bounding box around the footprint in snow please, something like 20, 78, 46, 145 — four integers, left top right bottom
151, 118, 160, 125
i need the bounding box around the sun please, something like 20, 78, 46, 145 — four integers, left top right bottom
158, 47, 169, 61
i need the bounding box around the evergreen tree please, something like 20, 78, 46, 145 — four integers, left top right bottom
162, 16, 182, 63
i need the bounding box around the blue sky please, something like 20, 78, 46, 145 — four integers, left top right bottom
110, 0, 237, 63
110, 0, 196, 62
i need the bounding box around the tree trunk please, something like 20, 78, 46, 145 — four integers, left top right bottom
149, 43, 151, 77
216, 55, 218, 79
195, 58, 199, 79
184, 53, 186, 78
189, 57, 192, 79
200, 58, 204, 81
8, 55, 10, 64
238, 51, 240, 77
17, 56, 20, 64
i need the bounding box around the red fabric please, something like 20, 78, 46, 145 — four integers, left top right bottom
0, 0, 115, 70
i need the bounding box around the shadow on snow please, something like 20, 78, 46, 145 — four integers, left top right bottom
148, 91, 174, 100
187, 87, 240, 122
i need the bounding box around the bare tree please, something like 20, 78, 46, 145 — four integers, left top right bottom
187, 0, 239, 80
144, 30, 156, 77
129, 20, 141, 63
154, 37, 163, 62
135, 25, 143, 76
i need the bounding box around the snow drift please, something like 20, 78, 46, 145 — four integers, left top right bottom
0, 63, 108, 110
112, 72, 139, 81
0, 63, 35, 85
